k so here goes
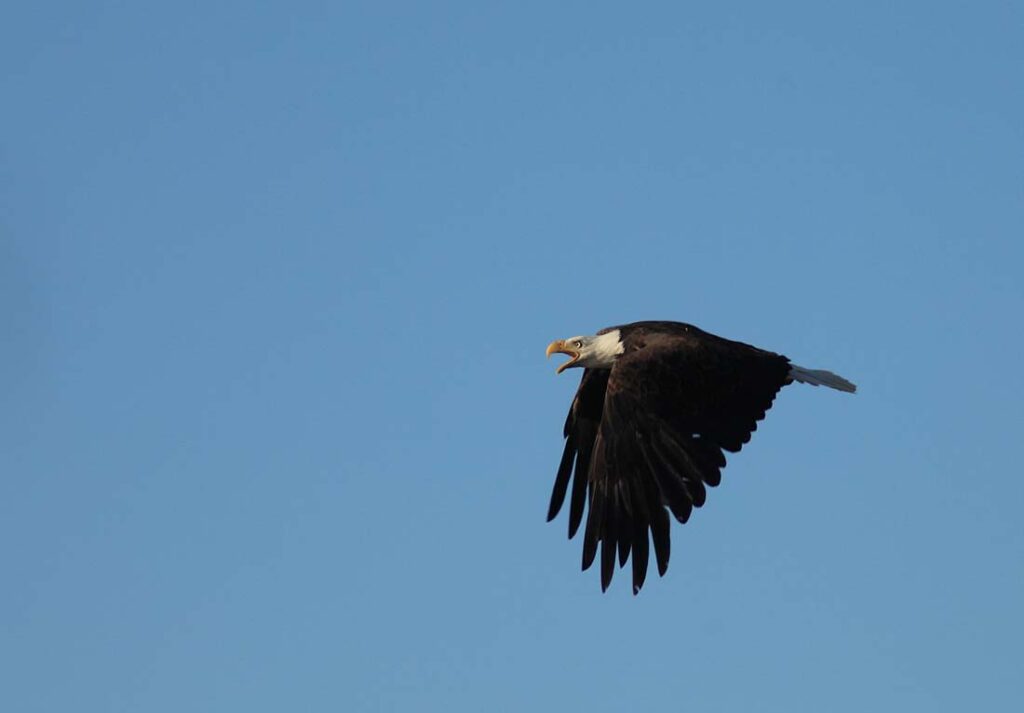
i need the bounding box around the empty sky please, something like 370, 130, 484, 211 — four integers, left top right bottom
3, 2, 1022, 711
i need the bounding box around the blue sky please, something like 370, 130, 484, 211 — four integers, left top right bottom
3, 1, 1022, 711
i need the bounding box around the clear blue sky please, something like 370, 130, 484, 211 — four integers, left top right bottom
3, 2, 1022, 711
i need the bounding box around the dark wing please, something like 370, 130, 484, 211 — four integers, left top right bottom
547, 369, 609, 540
573, 331, 791, 593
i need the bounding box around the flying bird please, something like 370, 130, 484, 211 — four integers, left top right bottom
545, 320, 855, 594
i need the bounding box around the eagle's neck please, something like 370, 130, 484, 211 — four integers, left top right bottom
588, 330, 625, 369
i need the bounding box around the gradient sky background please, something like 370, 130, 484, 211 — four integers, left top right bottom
3, 2, 1023, 711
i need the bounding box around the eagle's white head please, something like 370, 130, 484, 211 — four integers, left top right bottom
546, 330, 624, 373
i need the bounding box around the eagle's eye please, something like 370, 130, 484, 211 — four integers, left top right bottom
574, 340, 583, 349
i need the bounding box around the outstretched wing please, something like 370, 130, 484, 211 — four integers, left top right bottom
577, 330, 791, 593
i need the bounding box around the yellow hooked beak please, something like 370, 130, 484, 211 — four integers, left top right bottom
546, 339, 581, 374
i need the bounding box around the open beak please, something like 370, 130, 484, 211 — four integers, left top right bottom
546, 339, 581, 374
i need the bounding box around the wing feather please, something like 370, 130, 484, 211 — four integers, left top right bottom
629, 477, 651, 593
640, 435, 694, 523
567, 424, 594, 538
546, 433, 576, 521
599, 487, 618, 591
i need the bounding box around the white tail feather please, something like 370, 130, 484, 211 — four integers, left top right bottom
788, 364, 857, 393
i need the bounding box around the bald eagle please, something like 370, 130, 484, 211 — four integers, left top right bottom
545, 320, 855, 594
